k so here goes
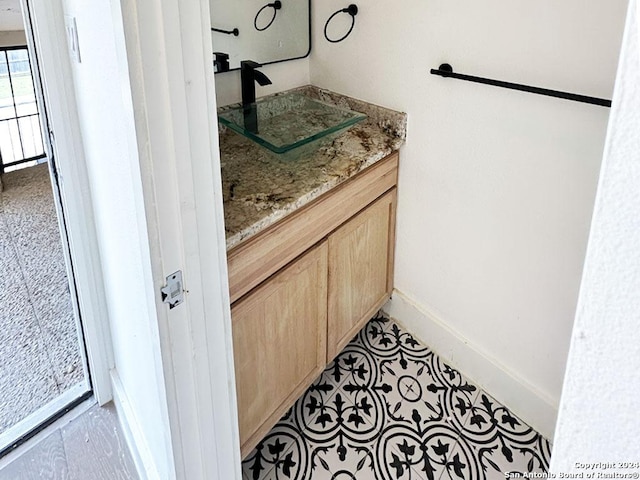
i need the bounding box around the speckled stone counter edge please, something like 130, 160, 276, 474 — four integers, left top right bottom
218, 85, 407, 140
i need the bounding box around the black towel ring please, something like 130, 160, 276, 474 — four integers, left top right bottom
324, 4, 358, 43
254, 1, 282, 31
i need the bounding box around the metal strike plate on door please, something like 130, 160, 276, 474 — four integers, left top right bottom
160, 271, 184, 309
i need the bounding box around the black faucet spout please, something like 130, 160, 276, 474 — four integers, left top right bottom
253, 69, 272, 87
240, 60, 273, 133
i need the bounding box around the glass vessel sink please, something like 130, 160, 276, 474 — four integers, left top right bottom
218, 92, 367, 155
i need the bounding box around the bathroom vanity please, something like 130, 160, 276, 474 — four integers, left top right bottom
219, 86, 406, 456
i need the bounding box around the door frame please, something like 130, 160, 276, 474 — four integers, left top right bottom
21, 0, 114, 405
114, 0, 241, 475
22, 0, 241, 478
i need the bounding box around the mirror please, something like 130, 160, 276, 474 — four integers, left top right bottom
210, 0, 311, 73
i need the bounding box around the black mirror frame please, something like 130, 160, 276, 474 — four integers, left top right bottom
214, 0, 311, 74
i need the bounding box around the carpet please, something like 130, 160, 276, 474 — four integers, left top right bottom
0, 163, 84, 434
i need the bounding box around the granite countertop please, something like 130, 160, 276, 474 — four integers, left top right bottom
220, 85, 407, 250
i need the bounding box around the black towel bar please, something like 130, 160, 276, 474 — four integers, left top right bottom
430, 63, 611, 108
212, 27, 239, 36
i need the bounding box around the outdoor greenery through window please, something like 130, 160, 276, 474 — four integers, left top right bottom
0, 47, 45, 173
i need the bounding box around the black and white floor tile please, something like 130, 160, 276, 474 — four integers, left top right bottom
242, 313, 551, 480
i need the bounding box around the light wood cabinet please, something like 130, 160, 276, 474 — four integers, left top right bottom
227, 152, 399, 304
229, 152, 399, 458
327, 189, 396, 359
232, 242, 328, 455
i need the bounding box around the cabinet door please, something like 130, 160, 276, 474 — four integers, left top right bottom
232, 241, 328, 457
328, 189, 396, 359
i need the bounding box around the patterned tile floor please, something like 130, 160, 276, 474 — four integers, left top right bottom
242, 313, 551, 480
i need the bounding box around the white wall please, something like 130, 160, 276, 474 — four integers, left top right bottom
551, 0, 640, 468
0, 30, 26, 47
57, 0, 173, 476
310, 0, 627, 437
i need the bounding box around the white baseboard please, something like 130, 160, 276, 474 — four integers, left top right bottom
110, 371, 158, 480
383, 290, 558, 441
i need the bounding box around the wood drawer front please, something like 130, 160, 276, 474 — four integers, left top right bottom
232, 242, 328, 457
327, 188, 397, 360
228, 152, 398, 304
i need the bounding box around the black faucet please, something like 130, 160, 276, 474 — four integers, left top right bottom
213, 52, 229, 73
241, 60, 272, 133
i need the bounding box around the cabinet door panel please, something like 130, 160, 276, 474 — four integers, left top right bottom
328, 189, 396, 359
232, 242, 328, 456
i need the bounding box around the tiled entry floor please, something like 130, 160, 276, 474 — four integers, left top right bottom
242, 313, 551, 480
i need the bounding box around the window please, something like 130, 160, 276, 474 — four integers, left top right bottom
0, 47, 45, 173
